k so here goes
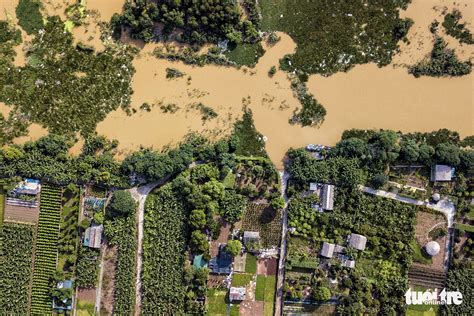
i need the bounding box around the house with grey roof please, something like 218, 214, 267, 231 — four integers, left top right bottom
348, 233, 367, 251
341, 259, 355, 269
320, 184, 335, 210
320, 242, 335, 258
430, 165, 453, 182
83, 225, 103, 249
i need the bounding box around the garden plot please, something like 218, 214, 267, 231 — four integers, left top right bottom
3, 203, 39, 223
412, 209, 447, 271
241, 203, 282, 248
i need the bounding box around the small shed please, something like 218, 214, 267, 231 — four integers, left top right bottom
229, 287, 246, 302
309, 182, 318, 191
243, 231, 260, 244
320, 242, 335, 258
341, 259, 355, 269
430, 165, 453, 182
348, 233, 367, 251
83, 225, 103, 249
320, 184, 335, 210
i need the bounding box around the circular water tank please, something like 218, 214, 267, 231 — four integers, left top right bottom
432, 193, 441, 202
425, 241, 440, 256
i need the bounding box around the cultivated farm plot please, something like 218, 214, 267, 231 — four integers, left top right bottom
30, 185, 62, 314
0, 223, 35, 314
241, 203, 282, 248
3, 204, 40, 224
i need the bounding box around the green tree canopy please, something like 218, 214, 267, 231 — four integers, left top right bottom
107, 190, 137, 218
225, 240, 242, 256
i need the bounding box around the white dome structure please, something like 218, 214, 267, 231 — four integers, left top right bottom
425, 241, 441, 256
432, 193, 441, 202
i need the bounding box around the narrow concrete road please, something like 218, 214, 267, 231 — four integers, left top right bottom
359, 185, 455, 227
129, 178, 169, 316
275, 170, 290, 316
95, 247, 105, 313
360, 185, 456, 272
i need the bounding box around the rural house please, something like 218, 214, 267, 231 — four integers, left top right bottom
348, 233, 367, 251
208, 244, 232, 274
320, 242, 335, 258
13, 178, 41, 195
320, 184, 335, 210
430, 165, 453, 182
309, 182, 318, 192
83, 224, 103, 249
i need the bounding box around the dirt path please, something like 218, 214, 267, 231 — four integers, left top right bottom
129, 177, 171, 316
275, 170, 290, 316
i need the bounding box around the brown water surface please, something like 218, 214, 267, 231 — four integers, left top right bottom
2, 0, 473, 168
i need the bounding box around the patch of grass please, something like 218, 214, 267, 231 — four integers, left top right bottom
224, 42, 265, 67
0, 188, 5, 225
407, 306, 437, 316
76, 299, 95, 316
259, 0, 412, 75
263, 276, 276, 315
264, 276, 276, 302
206, 289, 228, 315
466, 206, 474, 221
256, 275, 266, 301
230, 305, 240, 316
411, 240, 433, 264
222, 171, 236, 189
16, 0, 43, 35
245, 253, 257, 274
231, 273, 253, 287
455, 223, 474, 233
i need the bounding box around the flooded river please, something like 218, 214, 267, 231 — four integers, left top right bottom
1, 0, 473, 168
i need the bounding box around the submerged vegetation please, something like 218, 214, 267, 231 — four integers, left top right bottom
442, 9, 473, 45
409, 37, 471, 77
190, 103, 218, 122
0, 17, 136, 137
16, 0, 43, 35
287, 73, 326, 127
165, 67, 185, 79
260, 0, 412, 75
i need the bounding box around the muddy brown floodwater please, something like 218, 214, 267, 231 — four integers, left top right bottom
2, 0, 473, 168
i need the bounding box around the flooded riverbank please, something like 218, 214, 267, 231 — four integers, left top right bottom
2, 0, 473, 168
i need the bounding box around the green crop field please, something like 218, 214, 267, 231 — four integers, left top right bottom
0, 223, 35, 314
30, 185, 62, 314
